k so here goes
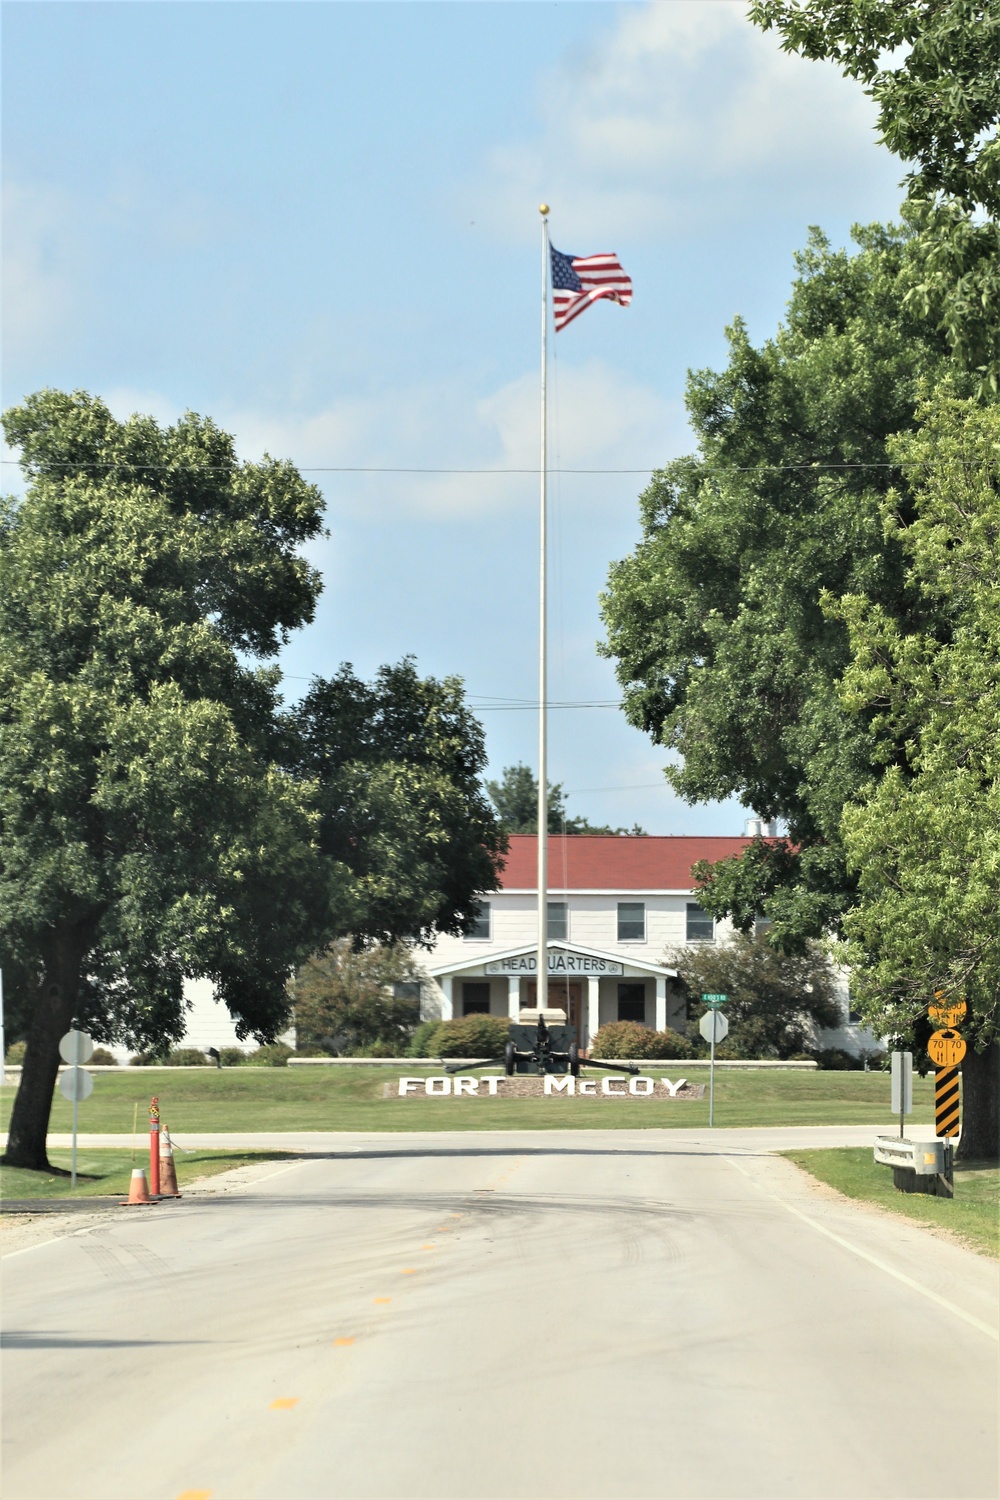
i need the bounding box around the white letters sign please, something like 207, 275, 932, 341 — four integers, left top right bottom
396, 1074, 694, 1099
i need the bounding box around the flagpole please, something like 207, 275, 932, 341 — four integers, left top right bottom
537, 203, 550, 1018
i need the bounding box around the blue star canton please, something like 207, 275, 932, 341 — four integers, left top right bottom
550, 247, 582, 292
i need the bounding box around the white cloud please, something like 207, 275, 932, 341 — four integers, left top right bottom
472, 0, 897, 241
12, 369, 679, 522
1, 181, 80, 361
217, 362, 683, 522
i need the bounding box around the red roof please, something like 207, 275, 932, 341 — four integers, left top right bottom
498, 834, 753, 891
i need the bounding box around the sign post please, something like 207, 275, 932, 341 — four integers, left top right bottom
890, 1052, 912, 1139
58, 1029, 94, 1187
699, 997, 729, 1128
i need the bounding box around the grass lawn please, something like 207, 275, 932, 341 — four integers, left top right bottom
0, 1148, 292, 1204
783, 1147, 1000, 1259
0, 1064, 933, 1135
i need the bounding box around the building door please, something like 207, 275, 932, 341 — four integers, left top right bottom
527, 979, 582, 1040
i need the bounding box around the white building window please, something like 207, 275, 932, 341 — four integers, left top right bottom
465, 902, 490, 940
617, 902, 645, 941
617, 982, 646, 1022
547, 901, 567, 940
686, 902, 714, 942
462, 981, 491, 1015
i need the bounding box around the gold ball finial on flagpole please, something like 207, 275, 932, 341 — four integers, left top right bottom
539, 203, 550, 216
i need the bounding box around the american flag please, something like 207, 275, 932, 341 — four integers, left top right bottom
550, 245, 632, 332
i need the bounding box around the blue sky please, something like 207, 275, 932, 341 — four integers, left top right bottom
3, 1, 904, 833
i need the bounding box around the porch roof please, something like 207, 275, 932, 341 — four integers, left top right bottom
428, 938, 678, 980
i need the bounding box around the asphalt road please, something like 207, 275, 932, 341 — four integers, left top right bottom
3, 1130, 997, 1500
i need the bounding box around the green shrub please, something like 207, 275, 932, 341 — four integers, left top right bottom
165, 1047, 210, 1066
245, 1041, 294, 1067
357, 1039, 402, 1057
812, 1047, 865, 1071
293, 939, 423, 1056
218, 1046, 250, 1066
4, 1040, 27, 1065
430, 1015, 510, 1058
90, 1047, 117, 1065
591, 1023, 694, 1060
408, 1020, 443, 1057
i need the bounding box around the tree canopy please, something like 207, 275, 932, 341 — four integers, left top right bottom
292, 940, 423, 1057
0, 390, 504, 1167
751, 0, 1000, 387
288, 659, 505, 945
602, 224, 958, 949
835, 393, 999, 1151
665, 933, 840, 1061
485, 762, 645, 836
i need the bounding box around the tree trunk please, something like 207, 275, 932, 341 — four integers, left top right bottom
3, 933, 83, 1171
956, 1039, 1000, 1162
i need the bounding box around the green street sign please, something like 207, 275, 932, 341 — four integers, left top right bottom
701, 993, 728, 1007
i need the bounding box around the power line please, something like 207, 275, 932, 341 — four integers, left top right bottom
1, 459, 901, 475
564, 781, 668, 794
472, 701, 621, 711
280, 675, 621, 709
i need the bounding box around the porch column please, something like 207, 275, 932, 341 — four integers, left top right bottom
508, 976, 520, 1020
586, 976, 600, 1050
440, 974, 454, 1021
655, 976, 667, 1032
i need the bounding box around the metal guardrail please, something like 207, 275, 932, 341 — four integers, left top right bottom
874, 1136, 947, 1175
874, 1135, 954, 1197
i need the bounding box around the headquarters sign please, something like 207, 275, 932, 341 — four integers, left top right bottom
485, 952, 624, 977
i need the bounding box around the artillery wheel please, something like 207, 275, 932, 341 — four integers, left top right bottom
569, 1042, 580, 1077
504, 1040, 516, 1077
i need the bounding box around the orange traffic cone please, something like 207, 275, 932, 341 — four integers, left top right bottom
159, 1127, 182, 1198
120, 1168, 152, 1206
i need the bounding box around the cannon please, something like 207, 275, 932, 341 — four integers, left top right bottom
445, 1009, 639, 1078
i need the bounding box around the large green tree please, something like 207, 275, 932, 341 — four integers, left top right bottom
288, 659, 505, 944
485, 762, 645, 836
1, 391, 503, 1169
601, 224, 957, 949
292, 940, 423, 1056
836, 393, 999, 1156
751, 0, 1000, 389
664, 934, 840, 1061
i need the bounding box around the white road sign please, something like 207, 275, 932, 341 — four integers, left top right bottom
699, 1010, 729, 1045
59, 1029, 94, 1065
59, 1066, 94, 1102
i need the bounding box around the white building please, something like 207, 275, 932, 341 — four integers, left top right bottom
153, 831, 871, 1061
422, 834, 742, 1050
421, 833, 874, 1056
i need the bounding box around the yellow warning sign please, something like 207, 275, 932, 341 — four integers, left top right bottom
929, 998, 966, 1029
928, 1029, 967, 1068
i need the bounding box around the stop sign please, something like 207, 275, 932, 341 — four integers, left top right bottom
59, 1030, 94, 1065
59, 1066, 94, 1102
699, 1010, 729, 1045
